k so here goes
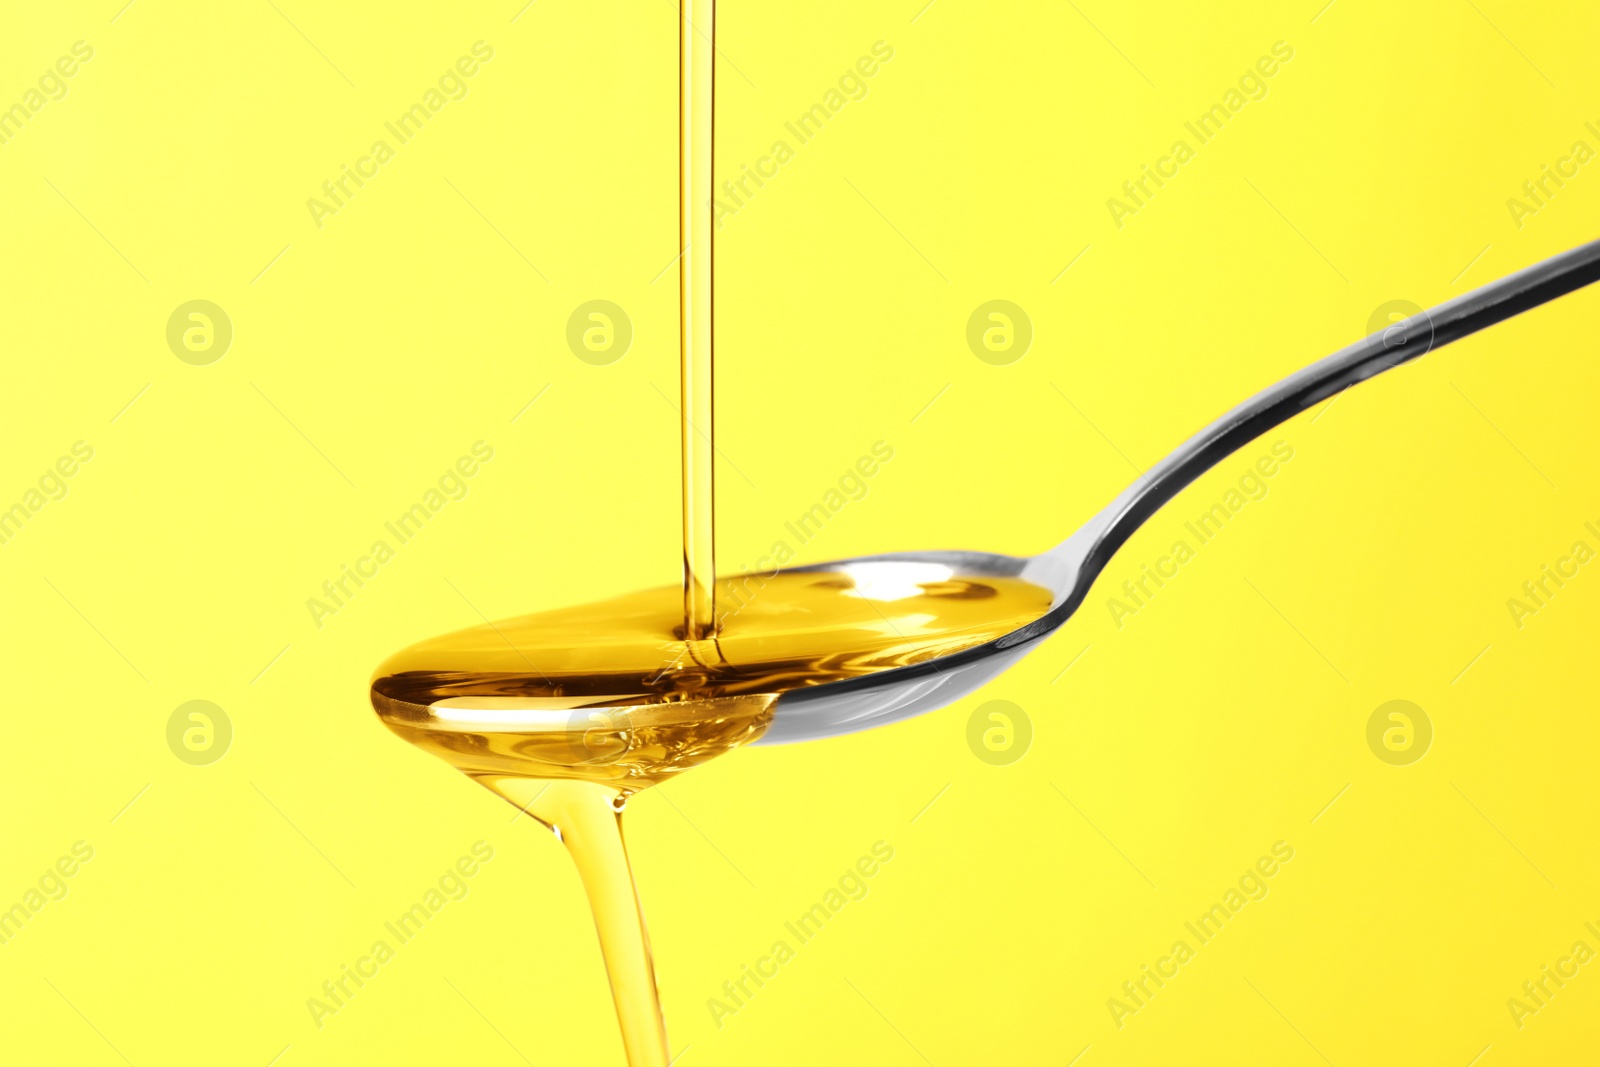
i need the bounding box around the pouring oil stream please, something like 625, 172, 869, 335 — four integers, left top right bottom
680, 0, 718, 650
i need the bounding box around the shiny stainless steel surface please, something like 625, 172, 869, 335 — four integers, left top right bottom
760, 237, 1600, 744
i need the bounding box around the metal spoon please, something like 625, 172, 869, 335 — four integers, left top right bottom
759, 238, 1600, 745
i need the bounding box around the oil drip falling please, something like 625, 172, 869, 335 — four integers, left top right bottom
370, 3, 1052, 1062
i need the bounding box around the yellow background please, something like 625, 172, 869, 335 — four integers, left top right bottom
3, 0, 1598, 1064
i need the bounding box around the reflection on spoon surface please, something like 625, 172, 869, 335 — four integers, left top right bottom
765, 236, 1600, 741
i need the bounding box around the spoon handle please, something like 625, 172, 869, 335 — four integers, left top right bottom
1036, 237, 1600, 601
